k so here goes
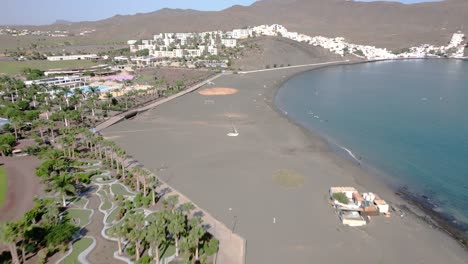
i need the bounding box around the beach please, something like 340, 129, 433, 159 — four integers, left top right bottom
102, 64, 468, 263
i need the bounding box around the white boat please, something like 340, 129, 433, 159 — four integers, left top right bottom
227, 124, 239, 137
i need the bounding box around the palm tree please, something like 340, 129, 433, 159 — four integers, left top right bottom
108, 224, 127, 256
166, 211, 186, 257
0, 222, 21, 264
186, 217, 206, 261
51, 173, 76, 207
125, 212, 146, 261
46, 120, 56, 142
146, 212, 167, 264
32, 118, 47, 143
9, 115, 23, 140
0, 143, 12, 156
148, 175, 159, 206
87, 86, 100, 121
132, 167, 142, 192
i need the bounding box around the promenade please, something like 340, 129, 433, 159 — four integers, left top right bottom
95, 73, 223, 132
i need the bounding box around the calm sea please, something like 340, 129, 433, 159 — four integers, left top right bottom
275, 59, 468, 227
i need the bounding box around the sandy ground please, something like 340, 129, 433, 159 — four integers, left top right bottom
199, 87, 239, 96
102, 65, 468, 263
0, 156, 43, 253
0, 156, 43, 223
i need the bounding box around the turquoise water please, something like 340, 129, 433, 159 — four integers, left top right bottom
81, 85, 110, 93
276, 59, 468, 226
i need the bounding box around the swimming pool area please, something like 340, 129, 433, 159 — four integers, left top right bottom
81, 85, 111, 93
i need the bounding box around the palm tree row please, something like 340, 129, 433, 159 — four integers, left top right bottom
109, 199, 211, 263
0, 76, 219, 263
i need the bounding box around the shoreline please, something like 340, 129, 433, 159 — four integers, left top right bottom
269, 59, 468, 248
103, 58, 468, 263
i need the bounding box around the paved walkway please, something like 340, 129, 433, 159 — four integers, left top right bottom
238, 60, 350, 74
95, 73, 224, 132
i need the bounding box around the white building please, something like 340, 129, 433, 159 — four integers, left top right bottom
24, 76, 90, 89
208, 46, 218, 56
221, 39, 237, 48
47, 54, 98, 61
232, 29, 249, 39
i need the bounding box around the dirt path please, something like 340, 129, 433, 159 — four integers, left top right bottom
0, 156, 43, 222
86, 186, 125, 264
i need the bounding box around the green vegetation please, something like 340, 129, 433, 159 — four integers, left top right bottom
67, 209, 92, 227
111, 183, 134, 196
332, 192, 349, 204
23, 68, 45, 80
71, 197, 88, 208
61, 237, 94, 264
106, 207, 122, 224
0, 133, 16, 156
135, 49, 150, 57
0, 74, 220, 263
97, 190, 112, 211
0, 60, 98, 76
273, 169, 305, 188
0, 167, 6, 208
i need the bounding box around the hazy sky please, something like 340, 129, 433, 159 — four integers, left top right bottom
1, 0, 441, 25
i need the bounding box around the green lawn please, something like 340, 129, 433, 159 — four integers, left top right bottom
61, 237, 94, 264
106, 207, 121, 224
0, 167, 6, 209
160, 243, 176, 259
71, 197, 88, 208
97, 190, 112, 211
111, 183, 134, 196
67, 209, 92, 227
0, 60, 99, 76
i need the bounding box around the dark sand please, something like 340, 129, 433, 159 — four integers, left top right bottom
102, 66, 468, 263
0, 156, 43, 223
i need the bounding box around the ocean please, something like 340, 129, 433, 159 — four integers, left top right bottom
275, 59, 468, 229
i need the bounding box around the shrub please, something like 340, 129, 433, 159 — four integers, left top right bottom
332, 193, 349, 204
138, 256, 152, 264
203, 238, 219, 256
126, 243, 136, 256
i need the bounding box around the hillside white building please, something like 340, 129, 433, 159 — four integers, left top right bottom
221, 39, 237, 48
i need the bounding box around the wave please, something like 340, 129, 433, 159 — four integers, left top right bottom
339, 145, 360, 163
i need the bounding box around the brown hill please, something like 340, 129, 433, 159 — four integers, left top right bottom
6, 0, 468, 49
233, 36, 348, 71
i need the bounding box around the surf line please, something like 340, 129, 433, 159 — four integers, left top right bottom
339, 145, 361, 164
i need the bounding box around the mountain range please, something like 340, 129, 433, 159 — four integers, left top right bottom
5, 0, 468, 49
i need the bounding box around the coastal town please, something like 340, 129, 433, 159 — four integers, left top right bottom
127, 24, 466, 62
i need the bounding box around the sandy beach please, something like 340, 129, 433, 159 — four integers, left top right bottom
102, 64, 468, 263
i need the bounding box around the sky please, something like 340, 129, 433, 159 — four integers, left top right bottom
1, 0, 441, 26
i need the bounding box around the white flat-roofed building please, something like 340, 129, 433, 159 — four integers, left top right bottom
221, 39, 237, 48
232, 29, 249, 39
186, 49, 202, 57
25, 76, 90, 89
127, 40, 138, 45
174, 49, 184, 58
208, 46, 218, 56
47, 54, 98, 61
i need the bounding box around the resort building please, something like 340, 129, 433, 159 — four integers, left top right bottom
47, 54, 99, 61
44, 64, 118, 77
24, 76, 90, 89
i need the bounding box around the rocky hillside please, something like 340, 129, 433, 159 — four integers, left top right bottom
232, 36, 349, 71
